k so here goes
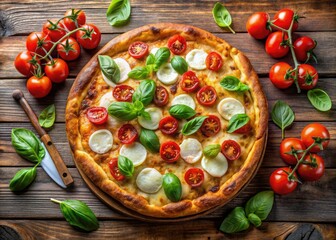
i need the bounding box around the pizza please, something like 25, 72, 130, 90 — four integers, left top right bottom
66, 23, 268, 218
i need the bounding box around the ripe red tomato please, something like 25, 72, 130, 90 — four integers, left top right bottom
128, 41, 149, 59
196, 86, 217, 106
269, 167, 298, 195
294, 36, 317, 63
26, 32, 53, 56
76, 23, 101, 49
26, 75, 52, 98
113, 85, 134, 102
160, 141, 180, 163
63, 9, 86, 31
159, 116, 179, 135
269, 62, 294, 89
14, 51, 39, 77
167, 35, 187, 55
221, 140, 241, 161
301, 123, 330, 152
154, 86, 169, 107
44, 58, 69, 83
246, 12, 271, 39
206, 52, 223, 71
109, 158, 125, 181
57, 37, 81, 61
42, 20, 66, 42
298, 154, 325, 181
86, 107, 108, 125
280, 138, 306, 165
180, 71, 200, 93
265, 31, 289, 59
200, 115, 221, 137
184, 168, 204, 187
273, 8, 299, 31
297, 64, 318, 90
117, 124, 138, 144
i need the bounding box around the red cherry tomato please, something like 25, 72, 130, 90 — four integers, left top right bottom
109, 158, 125, 181
159, 116, 179, 135
128, 41, 149, 59
160, 141, 180, 163
63, 9, 86, 31
180, 71, 200, 93
76, 23, 101, 49
57, 37, 81, 61
196, 86, 217, 106
221, 140, 241, 161
113, 85, 134, 102
301, 123, 330, 152
42, 20, 66, 42
200, 115, 221, 137
117, 124, 138, 144
273, 8, 299, 31
206, 52, 223, 71
167, 35, 187, 55
269, 167, 298, 195
298, 154, 325, 181
26, 32, 53, 56
265, 31, 289, 59
44, 58, 69, 83
280, 138, 306, 165
86, 107, 108, 125
297, 64, 318, 90
154, 86, 169, 107
234, 122, 251, 134
293, 36, 317, 63
184, 168, 204, 187
26, 75, 52, 98
246, 12, 271, 39
269, 62, 294, 89
14, 51, 39, 77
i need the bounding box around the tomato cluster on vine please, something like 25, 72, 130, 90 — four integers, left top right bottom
14, 9, 101, 98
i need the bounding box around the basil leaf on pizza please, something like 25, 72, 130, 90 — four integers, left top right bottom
108, 102, 138, 120
182, 116, 208, 135
220, 76, 249, 92
98, 55, 120, 84
227, 114, 250, 133
169, 104, 196, 119
132, 80, 156, 106
128, 66, 150, 80
162, 173, 182, 202
171, 56, 188, 74
154, 47, 170, 71
146, 53, 156, 65
203, 144, 221, 158
118, 155, 134, 177
139, 128, 160, 153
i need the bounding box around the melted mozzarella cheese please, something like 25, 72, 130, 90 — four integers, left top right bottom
101, 58, 130, 87
150, 47, 159, 55
157, 63, 179, 85
99, 91, 122, 126
217, 98, 245, 120
186, 49, 207, 70
201, 153, 228, 177
138, 107, 163, 130
171, 94, 196, 110
180, 138, 203, 164
136, 168, 163, 193
88, 129, 113, 154
120, 142, 147, 166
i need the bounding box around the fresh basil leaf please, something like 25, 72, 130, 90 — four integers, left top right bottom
38, 104, 56, 128
98, 55, 120, 84
245, 191, 274, 221
9, 167, 37, 192
219, 207, 250, 233
162, 173, 182, 202
106, 0, 131, 27
220, 76, 249, 92
271, 100, 295, 139
128, 66, 150, 80
139, 128, 160, 153
307, 88, 332, 112
171, 56, 188, 75
203, 144, 221, 158
212, 2, 235, 34
11, 128, 45, 163
154, 47, 170, 71
169, 104, 196, 119
146, 53, 156, 66
138, 109, 151, 120
132, 80, 156, 106
227, 114, 250, 133
182, 116, 208, 136
108, 102, 138, 121
118, 155, 134, 177
248, 213, 262, 227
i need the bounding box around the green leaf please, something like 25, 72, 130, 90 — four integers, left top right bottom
162, 173, 182, 202
118, 155, 134, 177
220, 76, 249, 92
271, 100, 295, 139
181, 116, 208, 136
146, 53, 156, 66
139, 128, 160, 153
171, 56, 188, 75
38, 104, 56, 128
245, 191, 274, 221
219, 207, 250, 233
108, 102, 138, 121
203, 144, 221, 158
307, 88, 332, 112
169, 104, 196, 119
212, 2, 235, 34
128, 66, 150, 80
98, 55, 120, 84
9, 167, 37, 192
132, 80, 156, 106
11, 128, 45, 163
154, 47, 170, 71
106, 0, 131, 27
248, 213, 262, 227
227, 114, 250, 133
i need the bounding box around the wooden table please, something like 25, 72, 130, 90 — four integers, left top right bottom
0, 0, 335, 239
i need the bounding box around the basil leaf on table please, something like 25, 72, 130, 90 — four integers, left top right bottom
9, 167, 37, 192
139, 128, 160, 153
212, 2, 235, 34
219, 207, 250, 233
227, 114, 250, 133
118, 155, 134, 177
11, 128, 45, 163
51, 198, 99, 232
128, 66, 150, 80
307, 88, 332, 112
171, 56, 188, 75
154, 47, 171, 71
271, 100, 295, 139
247, 213, 262, 227
220, 76, 249, 92
108, 102, 138, 121
132, 80, 156, 106
98, 55, 120, 84
38, 104, 56, 128
203, 144, 221, 158
162, 173, 182, 202
106, 0, 131, 27
245, 191, 274, 221
181, 116, 208, 136
169, 104, 196, 119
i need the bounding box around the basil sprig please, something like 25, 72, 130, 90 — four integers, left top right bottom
118, 155, 134, 177
307, 88, 332, 112
108, 100, 150, 121
128, 66, 150, 80
220, 76, 249, 92
38, 104, 56, 128
169, 104, 196, 119
98, 55, 120, 84
153, 47, 171, 71
181, 116, 208, 136
220, 207, 250, 233
106, 0, 131, 27
203, 144, 221, 158
271, 100, 295, 139
212, 2, 235, 34
51, 198, 99, 232
162, 173, 182, 202
132, 80, 156, 106
139, 128, 160, 153
171, 56, 188, 75
9, 167, 37, 192
227, 114, 250, 133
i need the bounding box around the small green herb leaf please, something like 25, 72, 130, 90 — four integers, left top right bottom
212, 2, 235, 34
181, 116, 208, 136
171, 56, 188, 75
219, 207, 250, 233
108, 102, 138, 121
248, 213, 262, 227
38, 104, 56, 128
245, 191, 274, 221
227, 114, 250, 133
118, 155, 134, 177
146, 53, 156, 66
132, 80, 156, 106
139, 128, 160, 153
307, 88, 332, 112
98, 55, 120, 84
154, 47, 171, 71
9, 167, 37, 192
169, 104, 196, 119
203, 144, 221, 158
162, 173, 182, 202
220, 76, 249, 92
128, 66, 150, 80
271, 100, 295, 139
106, 0, 131, 27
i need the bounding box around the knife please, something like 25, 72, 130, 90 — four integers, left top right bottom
12, 89, 74, 188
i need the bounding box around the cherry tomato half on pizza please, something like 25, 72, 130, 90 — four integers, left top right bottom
113, 85, 135, 102
159, 116, 179, 135
184, 168, 204, 187
154, 86, 169, 107
128, 41, 149, 59
167, 35, 187, 55
180, 71, 200, 93
109, 158, 125, 181
196, 86, 217, 106
117, 124, 138, 144
206, 52, 223, 71
86, 107, 108, 125
200, 115, 221, 137
160, 141, 180, 163
221, 140, 241, 161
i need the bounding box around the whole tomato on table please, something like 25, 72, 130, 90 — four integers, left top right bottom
270, 167, 298, 195
297, 64, 318, 90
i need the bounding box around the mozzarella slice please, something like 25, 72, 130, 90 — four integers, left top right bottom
99, 91, 122, 126
88, 129, 113, 154
186, 49, 207, 70
102, 72, 116, 87
180, 138, 203, 164
201, 153, 228, 177
157, 63, 179, 85
136, 168, 162, 194
171, 94, 196, 110
138, 107, 163, 130
101, 58, 130, 87
217, 98, 245, 120
150, 47, 159, 55
120, 142, 147, 166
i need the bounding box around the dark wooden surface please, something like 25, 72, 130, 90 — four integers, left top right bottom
0, 0, 335, 239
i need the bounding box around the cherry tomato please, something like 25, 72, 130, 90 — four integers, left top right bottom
206, 52, 223, 71
113, 85, 134, 102
167, 35, 187, 55
63, 9, 86, 31
200, 115, 221, 137
154, 86, 169, 107
26, 32, 53, 56
42, 20, 66, 42
57, 37, 81, 61
265, 31, 289, 59
86, 107, 108, 125
246, 12, 271, 39
109, 158, 125, 181
180, 71, 200, 93
298, 154, 325, 181
117, 124, 138, 144
297, 64, 318, 90
269, 62, 294, 89
269, 167, 298, 195
280, 138, 306, 165
294, 36, 317, 63
196, 86, 217, 106
159, 116, 179, 135
128, 41, 149, 59
44, 58, 69, 83
184, 168, 204, 187
76, 23, 101, 49
273, 8, 299, 31
160, 141, 180, 163
234, 122, 251, 134
221, 140, 241, 161
301, 123, 330, 152
14, 51, 39, 77
26, 75, 52, 98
